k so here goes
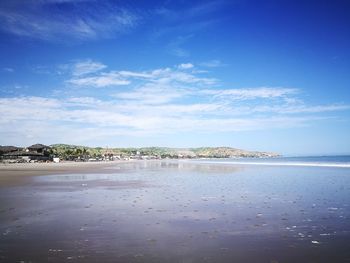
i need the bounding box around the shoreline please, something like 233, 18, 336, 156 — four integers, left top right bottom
1, 158, 350, 262
194, 160, 350, 168
0, 161, 135, 186
2, 157, 349, 186
2, 156, 350, 178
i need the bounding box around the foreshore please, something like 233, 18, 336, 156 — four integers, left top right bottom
1, 158, 350, 262
0, 161, 134, 186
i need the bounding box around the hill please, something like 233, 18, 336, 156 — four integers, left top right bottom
49, 144, 280, 159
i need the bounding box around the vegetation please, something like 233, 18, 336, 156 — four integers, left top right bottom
50, 144, 280, 160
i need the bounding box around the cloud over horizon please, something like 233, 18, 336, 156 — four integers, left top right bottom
0, 60, 348, 147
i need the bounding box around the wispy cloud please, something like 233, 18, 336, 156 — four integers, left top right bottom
202, 87, 297, 100
0, 1, 139, 41
200, 60, 226, 68
1, 61, 349, 145
178, 63, 194, 69
152, 1, 228, 57
68, 72, 131, 87
166, 35, 192, 57
0, 95, 339, 146
154, 1, 227, 31
112, 83, 191, 104
67, 61, 216, 88
70, 59, 107, 76
155, 1, 224, 21
252, 104, 350, 114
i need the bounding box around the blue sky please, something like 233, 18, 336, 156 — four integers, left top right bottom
0, 0, 349, 155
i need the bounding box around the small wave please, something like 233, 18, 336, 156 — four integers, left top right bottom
195, 161, 350, 168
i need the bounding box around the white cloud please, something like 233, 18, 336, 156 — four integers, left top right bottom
71, 60, 107, 76
68, 72, 130, 87
1, 62, 349, 146
200, 60, 226, 68
67, 97, 102, 105
0, 2, 139, 41
112, 80, 196, 104
202, 87, 297, 100
0, 91, 347, 146
178, 63, 194, 69
118, 71, 152, 78
252, 104, 350, 114
67, 64, 216, 88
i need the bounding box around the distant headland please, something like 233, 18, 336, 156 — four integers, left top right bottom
0, 143, 280, 163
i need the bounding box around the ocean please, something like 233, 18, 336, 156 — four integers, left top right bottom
0, 158, 349, 262
192, 155, 350, 168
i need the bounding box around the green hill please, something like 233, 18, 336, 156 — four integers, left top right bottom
49, 144, 280, 159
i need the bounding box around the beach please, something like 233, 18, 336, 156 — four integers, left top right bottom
0, 161, 134, 186
1, 160, 350, 262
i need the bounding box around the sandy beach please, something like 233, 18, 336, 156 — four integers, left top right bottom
0, 161, 133, 185
1, 160, 350, 262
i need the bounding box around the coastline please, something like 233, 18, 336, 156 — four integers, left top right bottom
2, 155, 350, 179
0, 161, 134, 186
194, 160, 350, 168
1, 157, 350, 262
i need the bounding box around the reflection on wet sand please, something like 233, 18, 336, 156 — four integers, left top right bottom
0, 160, 349, 262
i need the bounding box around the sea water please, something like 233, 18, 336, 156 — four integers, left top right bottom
0, 159, 349, 262
193, 155, 350, 168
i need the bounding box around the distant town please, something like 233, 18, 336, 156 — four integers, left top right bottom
0, 144, 280, 163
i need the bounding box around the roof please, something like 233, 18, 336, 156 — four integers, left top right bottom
0, 146, 22, 153
28, 144, 51, 149
3, 151, 44, 157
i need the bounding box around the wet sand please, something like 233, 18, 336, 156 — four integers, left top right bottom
0, 161, 350, 262
0, 161, 133, 186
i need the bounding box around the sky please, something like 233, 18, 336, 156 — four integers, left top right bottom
0, 0, 349, 155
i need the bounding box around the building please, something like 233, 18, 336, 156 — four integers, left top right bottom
2, 151, 46, 162
0, 144, 51, 162
0, 146, 22, 155
27, 144, 51, 155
